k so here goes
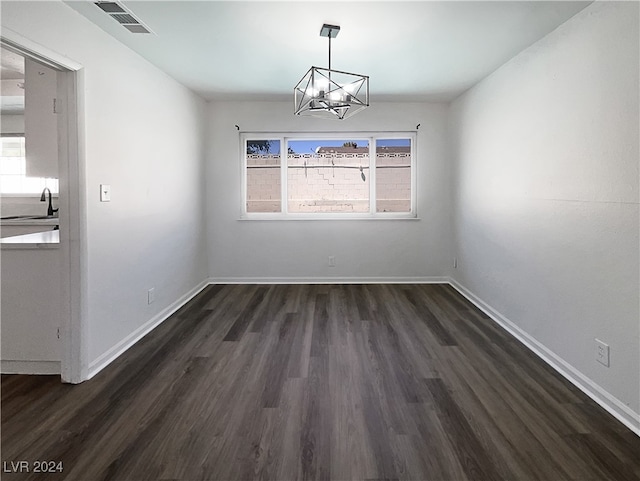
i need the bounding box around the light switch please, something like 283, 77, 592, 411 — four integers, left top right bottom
100, 184, 111, 202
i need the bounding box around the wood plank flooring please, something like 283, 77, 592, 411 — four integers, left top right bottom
2, 284, 639, 481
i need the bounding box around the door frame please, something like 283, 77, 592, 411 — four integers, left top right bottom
1, 29, 87, 383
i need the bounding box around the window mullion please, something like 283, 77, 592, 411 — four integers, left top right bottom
281, 137, 288, 215
411, 134, 417, 216
369, 136, 376, 216
241, 135, 247, 217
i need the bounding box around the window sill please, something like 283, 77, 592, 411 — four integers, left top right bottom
239, 214, 420, 221
1, 193, 60, 198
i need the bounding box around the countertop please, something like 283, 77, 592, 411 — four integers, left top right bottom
0, 217, 59, 226
0, 230, 60, 249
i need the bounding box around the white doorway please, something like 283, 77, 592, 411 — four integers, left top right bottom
1, 35, 86, 383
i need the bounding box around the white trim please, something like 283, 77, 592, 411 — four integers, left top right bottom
238, 130, 420, 135
1, 35, 87, 384
208, 276, 447, 285
448, 277, 640, 437
239, 133, 246, 217
369, 137, 377, 215
281, 137, 288, 215
1, 28, 83, 71
1, 360, 61, 375
411, 135, 418, 214
0, 194, 60, 198
239, 213, 420, 221
242, 132, 416, 219
86, 280, 209, 380
62, 67, 88, 384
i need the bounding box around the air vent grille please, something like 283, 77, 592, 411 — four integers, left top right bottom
123, 24, 151, 34
94, 2, 125, 13
111, 13, 139, 25
94, 1, 153, 34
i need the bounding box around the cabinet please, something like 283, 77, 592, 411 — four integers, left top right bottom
1, 246, 62, 374
24, 58, 58, 178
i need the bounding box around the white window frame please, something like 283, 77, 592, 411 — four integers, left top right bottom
240, 131, 417, 220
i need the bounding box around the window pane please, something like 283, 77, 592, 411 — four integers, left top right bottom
23, 176, 59, 194
0, 156, 24, 175
0, 137, 58, 194
287, 139, 369, 213
1, 138, 24, 153
0, 137, 26, 175
0, 175, 23, 193
246, 139, 281, 213
376, 139, 411, 213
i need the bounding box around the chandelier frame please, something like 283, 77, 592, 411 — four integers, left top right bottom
294, 24, 370, 120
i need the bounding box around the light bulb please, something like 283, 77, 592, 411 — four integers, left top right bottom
329, 90, 342, 101
315, 76, 329, 91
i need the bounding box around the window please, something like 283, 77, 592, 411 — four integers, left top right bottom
246, 139, 281, 213
288, 138, 370, 213
242, 133, 416, 218
0, 136, 58, 195
375, 139, 412, 213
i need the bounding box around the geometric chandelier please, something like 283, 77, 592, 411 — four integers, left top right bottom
294, 24, 369, 120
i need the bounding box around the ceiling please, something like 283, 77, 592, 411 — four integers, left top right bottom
67, 1, 589, 101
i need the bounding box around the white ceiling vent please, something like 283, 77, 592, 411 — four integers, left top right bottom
94, 2, 125, 13
94, 1, 153, 34
123, 24, 151, 34
111, 13, 139, 25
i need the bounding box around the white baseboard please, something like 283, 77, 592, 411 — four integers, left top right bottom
207, 276, 448, 285
448, 277, 640, 437
2, 360, 61, 375
87, 280, 210, 380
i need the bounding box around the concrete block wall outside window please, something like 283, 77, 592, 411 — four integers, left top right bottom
244, 134, 414, 217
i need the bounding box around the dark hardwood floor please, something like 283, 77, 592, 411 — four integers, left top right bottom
2, 284, 639, 481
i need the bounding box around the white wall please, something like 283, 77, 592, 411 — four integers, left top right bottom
449, 1, 639, 430
206, 101, 451, 282
0, 114, 24, 134
1, 1, 209, 375
1, 195, 55, 217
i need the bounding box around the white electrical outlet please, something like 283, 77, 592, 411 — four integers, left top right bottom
328, 256, 336, 267
100, 184, 111, 202
147, 287, 155, 305
595, 338, 609, 367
